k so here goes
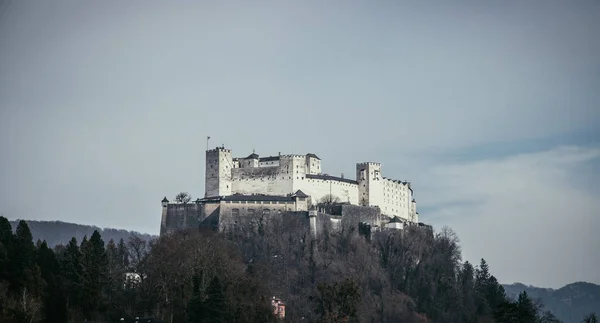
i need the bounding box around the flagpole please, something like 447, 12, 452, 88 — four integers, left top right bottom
206, 136, 210, 151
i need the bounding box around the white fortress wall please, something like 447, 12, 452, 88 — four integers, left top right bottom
296, 175, 359, 205
380, 177, 414, 221
231, 166, 292, 196
282, 155, 307, 180
259, 157, 280, 167
411, 200, 417, 222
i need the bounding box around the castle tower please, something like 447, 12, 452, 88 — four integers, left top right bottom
205, 147, 233, 197
305, 153, 321, 175
356, 162, 383, 208
160, 197, 169, 235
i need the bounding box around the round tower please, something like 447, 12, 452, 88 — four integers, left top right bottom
205, 147, 233, 197
160, 197, 169, 235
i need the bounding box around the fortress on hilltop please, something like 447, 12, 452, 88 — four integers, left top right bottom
160, 145, 423, 236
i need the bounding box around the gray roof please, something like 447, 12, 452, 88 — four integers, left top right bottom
306, 174, 358, 185
246, 153, 259, 159
291, 190, 309, 198
222, 194, 294, 202
306, 153, 321, 160
389, 216, 405, 223
162, 197, 169, 203
259, 156, 280, 162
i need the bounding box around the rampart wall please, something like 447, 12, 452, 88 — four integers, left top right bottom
161, 203, 202, 235
296, 175, 359, 205
231, 167, 292, 196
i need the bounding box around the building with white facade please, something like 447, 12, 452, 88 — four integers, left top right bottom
205, 146, 418, 223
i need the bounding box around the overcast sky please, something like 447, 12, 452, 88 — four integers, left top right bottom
1, 0, 599, 288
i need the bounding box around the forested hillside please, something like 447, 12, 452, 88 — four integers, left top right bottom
8, 220, 155, 247
504, 282, 600, 323
1, 215, 597, 322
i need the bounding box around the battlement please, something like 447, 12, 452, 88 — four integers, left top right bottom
383, 177, 409, 185
280, 154, 306, 159
357, 162, 382, 167
206, 147, 232, 153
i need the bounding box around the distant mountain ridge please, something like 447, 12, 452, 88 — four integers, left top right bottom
8, 219, 156, 247
503, 282, 600, 323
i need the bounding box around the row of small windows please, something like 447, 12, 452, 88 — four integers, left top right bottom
224, 200, 293, 205
233, 177, 301, 180
231, 208, 283, 216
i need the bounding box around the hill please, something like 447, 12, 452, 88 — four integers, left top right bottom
8, 219, 156, 247
503, 282, 600, 323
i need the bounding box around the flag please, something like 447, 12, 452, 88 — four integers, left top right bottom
207, 136, 211, 140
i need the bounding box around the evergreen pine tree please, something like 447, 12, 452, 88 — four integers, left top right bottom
0, 216, 12, 244
12, 220, 37, 291
475, 258, 507, 317
37, 241, 67, 323
187, 273, 205, 323
458, 261, 477, 323
204, 276, 226, 323
80, 230, 108, 320
0, 216, 13, 283
516, 291, 538, 322
61, 237, 84, 319
583, 312, 598, 323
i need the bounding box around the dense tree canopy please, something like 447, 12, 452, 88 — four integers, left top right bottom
0, 215, 594, 322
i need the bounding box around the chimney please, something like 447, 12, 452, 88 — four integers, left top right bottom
341, 173, 344, 179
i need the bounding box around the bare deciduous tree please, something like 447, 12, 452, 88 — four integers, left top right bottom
317, 194, 341, 214
175, 192, 191, 204
9, 288, 43, 323
127, 235, 149, 280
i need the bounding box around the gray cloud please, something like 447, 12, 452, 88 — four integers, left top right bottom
418, 146, 600, 288
0, 1, 599, 286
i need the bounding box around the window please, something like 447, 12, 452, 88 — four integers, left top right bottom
247, 208, 255, 215
263, 209, 270, 215
231, 208, 240, 216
